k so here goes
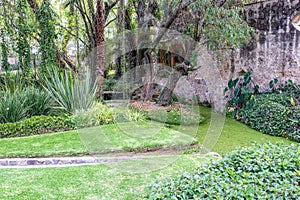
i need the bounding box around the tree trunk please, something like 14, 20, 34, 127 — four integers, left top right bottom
142, 52, 154, 101
95, 0, 106, 97
157, 70, 181, 106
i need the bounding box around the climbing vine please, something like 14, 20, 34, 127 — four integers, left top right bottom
16, 0, 31, 74
1, 33, 10, 72
37, 1, 57, 69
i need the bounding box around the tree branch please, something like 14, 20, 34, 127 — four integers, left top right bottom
57, 23, 90, 48
105, 0, 120, 22
105, 17, 117, 27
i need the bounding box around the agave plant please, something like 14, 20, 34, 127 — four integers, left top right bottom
42, 67, 97, 114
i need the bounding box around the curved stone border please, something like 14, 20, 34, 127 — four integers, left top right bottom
0, 156, 152, 168
0, 152, 221, 168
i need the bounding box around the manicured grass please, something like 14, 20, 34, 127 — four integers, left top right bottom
0, 131, 87, 158
0, 122, 196, 158
0, 155, 215, 200
0, 106, 297, 199
172, 106, 294, 153
0, 106, 294, 158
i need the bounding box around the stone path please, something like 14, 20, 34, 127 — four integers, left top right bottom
0, 153, 222, 168
0, 155, 173, 168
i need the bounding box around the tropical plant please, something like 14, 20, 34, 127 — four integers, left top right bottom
42, 67, 97, 113
225, 72, 259, 117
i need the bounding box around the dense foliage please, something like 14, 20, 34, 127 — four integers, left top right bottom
145, 143, 300, 199
0, 87, 56, 123
0, 115, 75, 138
71, 103, 147, 128
42, 68, 97, 113
225, 72, 259, 117
238, 85, 300, 142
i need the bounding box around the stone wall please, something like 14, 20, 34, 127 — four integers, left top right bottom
187, 0, 300, 110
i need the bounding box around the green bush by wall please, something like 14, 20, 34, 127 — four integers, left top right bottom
238, 93, 300, 142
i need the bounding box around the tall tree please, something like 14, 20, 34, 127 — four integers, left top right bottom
64, 0, 119, 96
95, 0, 105, 96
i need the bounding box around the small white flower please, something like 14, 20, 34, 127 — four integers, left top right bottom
6, 108, 9, 111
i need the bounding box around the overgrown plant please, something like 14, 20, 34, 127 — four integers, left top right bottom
224, 71, 259, 117
42, 67, 97, 113
238, 83, 300, 142
37, 1, 57, 69
0, 33, 10, 72
16, 0, 31, 74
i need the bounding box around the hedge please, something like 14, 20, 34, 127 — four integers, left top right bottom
145, 143, 300, 199
0, 115, 75, 138
235, 84, 300, 142
238, 98, 300, 142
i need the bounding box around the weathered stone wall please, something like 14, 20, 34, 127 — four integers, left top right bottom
187, 0, 300, 110
236, 0, 300, 90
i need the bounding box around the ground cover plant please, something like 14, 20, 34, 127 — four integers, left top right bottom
145, 143, 300, 199
238, 83, 300, 142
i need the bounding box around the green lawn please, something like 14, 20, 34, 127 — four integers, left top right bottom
0, 155, 215, 200
0, 106, 297, 199
172, 106, 293, 153
0, 107, 294, 158
0, 122, 196, 158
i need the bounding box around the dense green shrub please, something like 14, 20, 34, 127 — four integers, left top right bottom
0, 88, 57, 123
239, 99, 288, 137
0, 115, 75, 138
71, 103, 146, 128
0, 90, 27, 123
238, 88, 300, 142
286, 107, 300, 141
145, 143, 300, 199
103, 79, 117, 91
